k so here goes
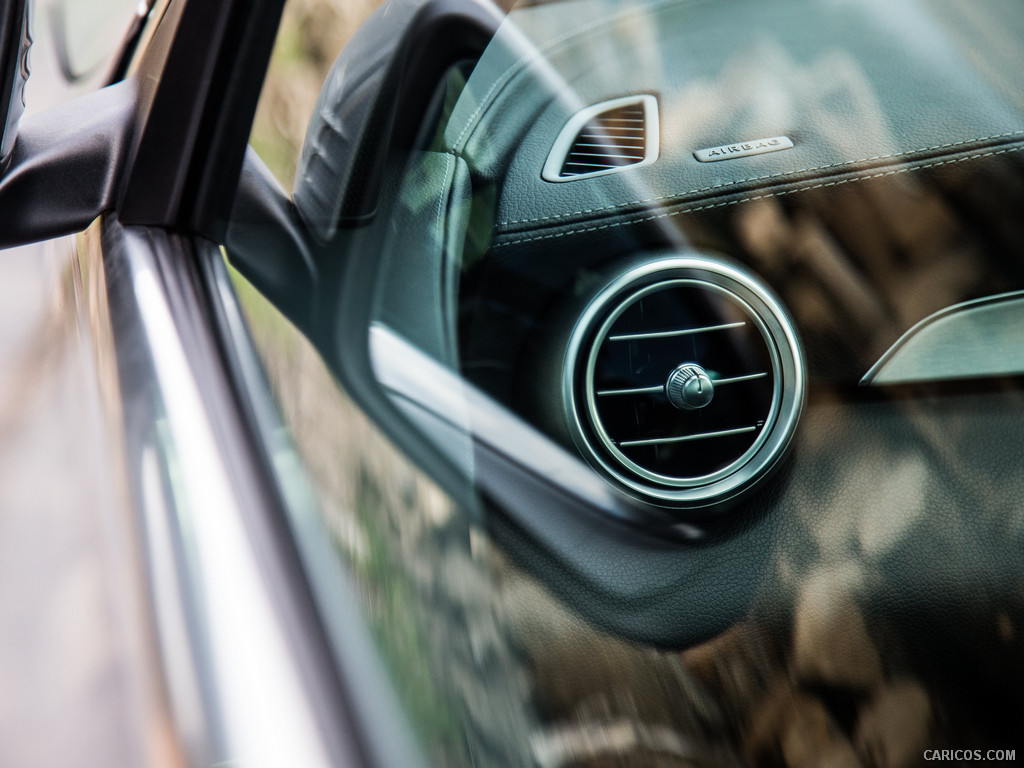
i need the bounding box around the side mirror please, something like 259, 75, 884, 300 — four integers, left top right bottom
1, 0, 30, 172
0, 0, 133, 251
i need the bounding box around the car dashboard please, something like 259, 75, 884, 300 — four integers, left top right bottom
311, 0, 1024, 649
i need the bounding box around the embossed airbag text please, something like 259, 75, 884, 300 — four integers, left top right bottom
693, 136, 794, 162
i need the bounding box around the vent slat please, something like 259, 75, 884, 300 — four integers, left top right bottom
575, 136, 644, 143
578, 130, 645, 137
608, 321, 746, 342
597, 385, 665, 397
567, 155, 646, 163
713, 372, 768, 385
618, 426, 758, 448
596, 372, 768, 397
565, 153, 643, 160
573, 141, 646, 148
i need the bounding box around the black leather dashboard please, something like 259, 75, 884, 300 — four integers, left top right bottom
447, 0, 1024, 389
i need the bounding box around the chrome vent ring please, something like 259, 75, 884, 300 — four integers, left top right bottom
563, 256, 805, 507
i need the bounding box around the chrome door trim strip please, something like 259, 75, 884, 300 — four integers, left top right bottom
100, 220, 354, 767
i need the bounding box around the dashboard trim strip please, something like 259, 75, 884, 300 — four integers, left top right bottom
862, 290, 1024, 385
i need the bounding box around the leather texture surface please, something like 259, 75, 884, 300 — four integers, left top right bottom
457, 135, 1024, 392
445, 0, 1024, 235
376, 151, 471, 366
493, 385, 1024, 647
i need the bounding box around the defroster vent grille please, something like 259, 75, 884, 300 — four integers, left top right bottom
542, 95, 659, 182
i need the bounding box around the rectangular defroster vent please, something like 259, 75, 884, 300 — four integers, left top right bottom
561, 102, 646, 176
542, 95, 659, 182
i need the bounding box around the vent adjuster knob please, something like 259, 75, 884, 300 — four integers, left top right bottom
666, 364, 714, 410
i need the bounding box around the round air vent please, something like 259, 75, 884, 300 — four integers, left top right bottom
562, 255, 804, 507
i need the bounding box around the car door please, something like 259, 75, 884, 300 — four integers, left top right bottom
1, 0, 373, 765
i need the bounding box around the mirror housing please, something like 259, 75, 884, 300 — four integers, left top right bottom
1, 0, 30, 172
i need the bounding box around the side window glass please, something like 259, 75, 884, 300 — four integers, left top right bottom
228, 0, 1024, 764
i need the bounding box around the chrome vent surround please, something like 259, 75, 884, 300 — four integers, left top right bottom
563, 256, 805, 507
542, 95, 659, 182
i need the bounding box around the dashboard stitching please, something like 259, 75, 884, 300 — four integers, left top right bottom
436, 152, 455, 235
492, 144, 1024, 247
501, 131, 1024, 225
451, 0, 705, 150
